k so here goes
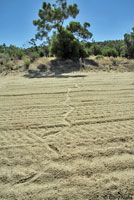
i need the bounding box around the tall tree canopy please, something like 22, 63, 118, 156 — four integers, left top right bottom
33, 0, 92, 59
124, 27, 134, 58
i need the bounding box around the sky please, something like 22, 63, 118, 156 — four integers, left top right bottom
0, 0, 134, 47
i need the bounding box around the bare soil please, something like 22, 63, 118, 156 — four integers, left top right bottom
0, 70, 134, 200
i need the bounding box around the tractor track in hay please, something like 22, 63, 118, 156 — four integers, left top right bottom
0, 72, 134, 199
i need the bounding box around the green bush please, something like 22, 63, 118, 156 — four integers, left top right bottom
111, 58, 119, 66
44, 47, 49, 57
0, 58, 5, 65
16, 50, 24, 60
120, 50, 126, 57
29, 52, 39, 62
95, 55, 104, 59
112, 59, 117, 65
39, 49, 45, 57
90, 44, 102, 56
4, 45, 25, 60
0, 53, 10, 62
0, 65, 3, 73
5, 61, 14, 70
102, 48, 118, 57
0, 53, 6, 59
79, 43, 89, 58
23, 56, 31, 69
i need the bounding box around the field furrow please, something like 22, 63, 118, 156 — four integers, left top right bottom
0, 72, 134, 200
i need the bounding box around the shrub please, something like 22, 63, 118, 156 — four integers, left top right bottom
110, 58, 119, 66
102, 48, 118, 57
0, 58, 5, 65
79, 43, 89, 58
23, 56, 31, 69
95, 55, 104, 59
90, 44, 102, 56
0, 53, 10, 62
29, 52, 39, 62
112, 59, 117, 65
39, 49, 45, 57
5, 61, 14, 70
0, 65, 3, 73
0, 53, 5, 59
44, 47, 49, 57
16, 50, 24, 60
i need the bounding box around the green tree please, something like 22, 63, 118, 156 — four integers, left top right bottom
93, 40, 124, 57
0, 43, 7, 53
66, 21, 92, 41
90, 44, 102, 56
33, 0, 79, 40
124, 27, 134, 58
33, 0, 92, 59
49, 29, 88, 59
114, 40, 124, 57
102, 48, 118, 57
29, 38, 38, 52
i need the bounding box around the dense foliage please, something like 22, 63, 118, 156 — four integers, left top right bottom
89, 40, 124, 57
124, 27, 134, 58
0, 42, 49, 72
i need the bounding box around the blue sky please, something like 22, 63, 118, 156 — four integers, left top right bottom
0, 0, 134, 47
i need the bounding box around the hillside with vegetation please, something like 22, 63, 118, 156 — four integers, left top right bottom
0, 35, 134, 75
0, 0, 134, 74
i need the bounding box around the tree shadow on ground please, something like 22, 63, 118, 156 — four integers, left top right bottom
23, 58, 87, 79
23, 70, 86, 79
84, 58, 99, 66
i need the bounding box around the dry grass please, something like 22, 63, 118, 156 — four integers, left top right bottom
0, 71, 134, 199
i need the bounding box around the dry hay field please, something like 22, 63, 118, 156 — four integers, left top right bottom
0, 71, 134, 200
